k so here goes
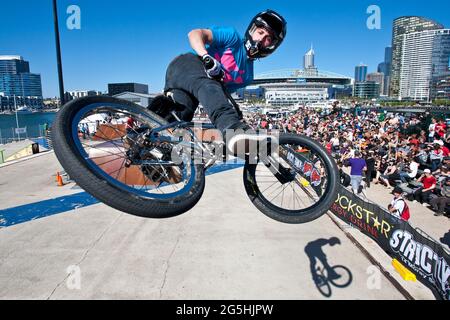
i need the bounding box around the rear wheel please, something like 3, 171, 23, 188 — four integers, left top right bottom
52, 95, 205, 218
243, 134, 339, 224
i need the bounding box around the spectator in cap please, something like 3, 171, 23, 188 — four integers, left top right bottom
430, 143, 444, 172
388, 187, 407, 219
413, 169, 437, 206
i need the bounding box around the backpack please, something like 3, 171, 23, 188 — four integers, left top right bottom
398, 199, 410, 221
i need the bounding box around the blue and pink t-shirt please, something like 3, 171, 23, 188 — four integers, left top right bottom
191, 26, 254, 92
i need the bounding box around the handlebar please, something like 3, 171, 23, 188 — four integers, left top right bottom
202, 56, 225, 81
201, 55, 243, 121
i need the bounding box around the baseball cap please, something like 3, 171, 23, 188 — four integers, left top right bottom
424, 169, 431, 174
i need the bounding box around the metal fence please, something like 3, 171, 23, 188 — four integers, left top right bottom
0, 124, 49, 145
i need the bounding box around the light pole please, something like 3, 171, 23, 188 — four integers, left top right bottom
14, 95, 20, 141
52, 0, 65, 106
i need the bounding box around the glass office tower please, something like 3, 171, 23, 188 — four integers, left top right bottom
389, 16, 444, 99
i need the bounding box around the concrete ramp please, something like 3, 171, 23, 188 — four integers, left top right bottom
1, 139, 48, 163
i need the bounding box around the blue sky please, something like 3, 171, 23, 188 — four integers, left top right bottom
1, 0, 449, 98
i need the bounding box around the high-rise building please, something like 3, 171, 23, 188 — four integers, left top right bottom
0, 55, 42, 98
353, 81, 380, 99
108, 83, 149, 96
377, 47, 392, 95
385, 47, 392, 68
389, 16, 444, 99
303, 45, 318, 76
430, 30, 450, 100
431, 74, 450, 100
367, 72, 385, 96
354, 64, 368, 82
399, 28, 450, 101
0, 55, 30, 75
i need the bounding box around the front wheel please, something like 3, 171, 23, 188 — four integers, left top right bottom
243, 133, 339, 224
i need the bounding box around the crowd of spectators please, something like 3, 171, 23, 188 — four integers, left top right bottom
244, 104, 450, 218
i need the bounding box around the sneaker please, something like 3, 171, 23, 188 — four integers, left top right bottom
434, 212, 443, 217
412, 200, 418, 203
422, 203, 428, 207
224, 123, 274, 159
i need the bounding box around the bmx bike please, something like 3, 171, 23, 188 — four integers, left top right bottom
52, 82, 339, 224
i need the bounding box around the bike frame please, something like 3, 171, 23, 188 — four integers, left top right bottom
146, 116, 223, 170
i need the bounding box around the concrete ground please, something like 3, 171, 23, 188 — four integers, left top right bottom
0, 151, 430, 299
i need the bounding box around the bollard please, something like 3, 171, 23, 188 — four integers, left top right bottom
0, 149, 4, 164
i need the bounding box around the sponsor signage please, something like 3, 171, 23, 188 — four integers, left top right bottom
330, 185, 450, 300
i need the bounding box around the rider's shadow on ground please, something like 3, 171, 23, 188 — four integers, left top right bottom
304, 237, 353, 298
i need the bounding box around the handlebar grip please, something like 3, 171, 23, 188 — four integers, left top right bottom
203, 56, 215, 69
202, 55, 225, 81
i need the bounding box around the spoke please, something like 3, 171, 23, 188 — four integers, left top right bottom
293, 184, 310, 208
260, 181, 279, 194
95, 157, 125, 167
292, 183, 303, 209
255, 181, 279, 184
269, 183, 289, 204
105, 166, 125, 176
82, 139, 126, 158
88, 152, 125, 160
92, 125, 128, 156
115, 158, 126, 180
264, 183, 283, 199
80, 142, 126, 158
139, 172, 151, 192
108, 123, 142, 146
291, 182, 296, 210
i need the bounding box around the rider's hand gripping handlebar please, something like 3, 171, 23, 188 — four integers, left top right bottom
202, 54, 225, 81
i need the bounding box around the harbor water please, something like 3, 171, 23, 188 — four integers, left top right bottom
0, 112, 57, 143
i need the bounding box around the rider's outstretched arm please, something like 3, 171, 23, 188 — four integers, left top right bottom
188, 29, 213, 57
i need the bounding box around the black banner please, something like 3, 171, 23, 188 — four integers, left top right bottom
330, 185, 450, 300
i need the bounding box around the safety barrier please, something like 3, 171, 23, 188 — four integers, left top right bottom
330, 185, 450, 300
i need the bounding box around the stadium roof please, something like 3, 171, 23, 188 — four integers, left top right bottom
255, 69, 352, 80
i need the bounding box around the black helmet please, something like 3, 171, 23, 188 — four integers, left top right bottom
329, 237, 341, 246
244, 9, 287, 59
